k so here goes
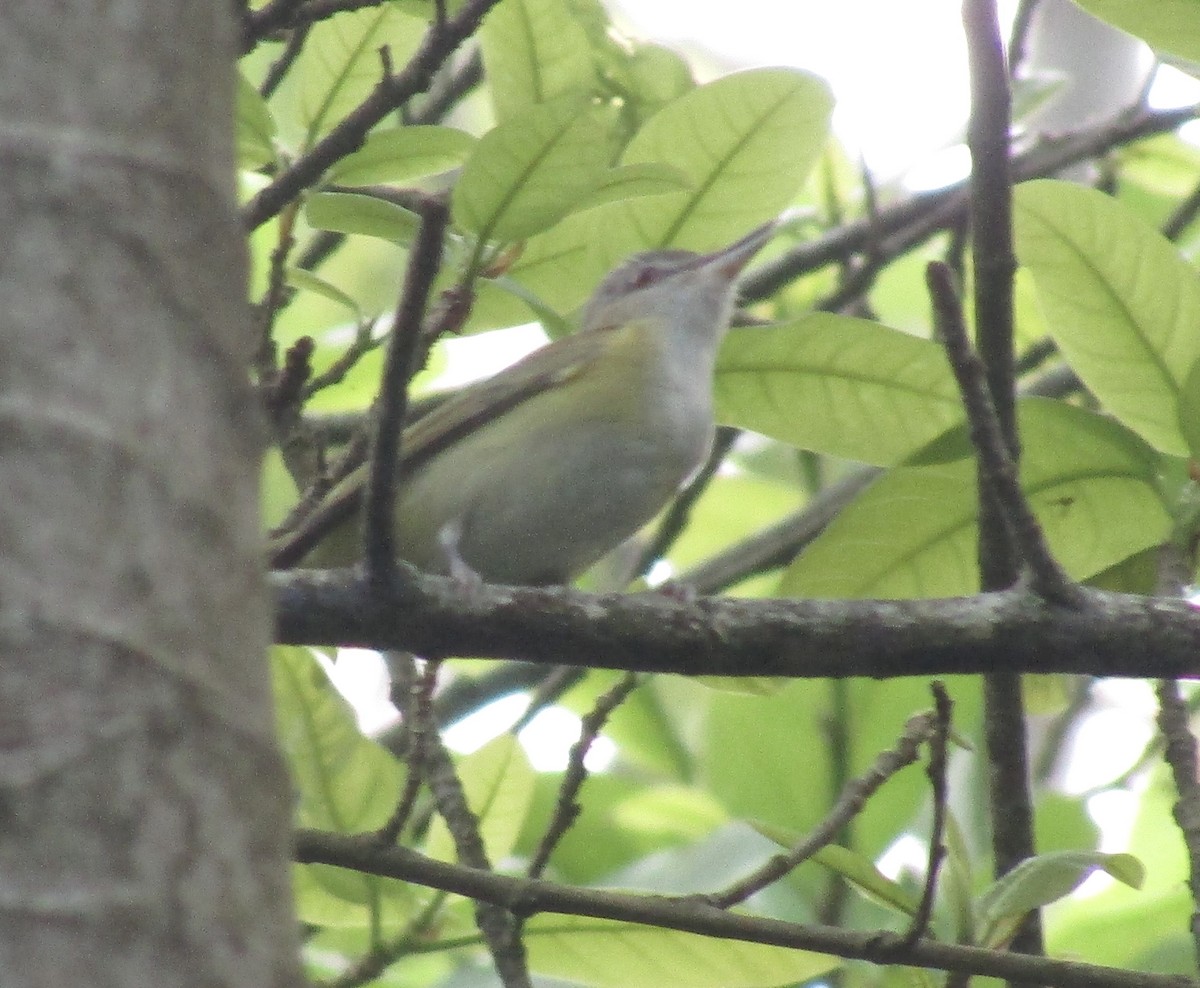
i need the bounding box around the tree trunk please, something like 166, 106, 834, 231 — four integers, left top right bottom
0, 6, 301, 986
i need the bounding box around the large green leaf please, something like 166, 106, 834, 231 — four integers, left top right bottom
480, 0, 598, 120
451, 98, 614, 245
504, 209, 612, 324
590, 67, 834, 265
498, 69, 830, 331
978, 851, 1144, 948
755, 820, 921, 916
304, 190, 420, 243
1072, 0, 1200, 65
571, 162, 693, 212
523, 914, 837, 988
271, 646, 403, 832
269, 5, 425, 147
714, 315, 962, 466
326, 125, 476, 185
702, 677, 981, 864
236, 71, 276, 169
1014, 180, 1200, 456
779, 398, 1168, 599
273, 647, 416, 930
1047, 765, 1191, 971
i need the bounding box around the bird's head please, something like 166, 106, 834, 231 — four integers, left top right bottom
578, 223, 775, 338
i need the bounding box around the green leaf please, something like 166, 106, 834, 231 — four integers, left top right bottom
1179, 358, 1200, 458
269, 5, 425, 147
703, 679, 981, 866
304, 191, 420, 243
591, 67, 833, 263
480, 0, 598, 120
756, 819, 920, 917
624, 42, 695, 110
1014, 180, 1200, 456
572, 162, 693, 212
523, 914, 838, 988
499, 68, 830, 330
286, 267, 364, 321
425, 735, 535, 863
325, 126, 476, 185
505, 209, 612, 322
814, 844, 921, 916
1035, 792, 1101, 856
1047, 765, 1191, 970
235, 70, 276, 169
780, 398, 1169, 598
292, 859, 422, 930
451, 98, 614, 244
1071, 0, 1200, 64
714, 315, 962, 466
271, 646, 403, 832
978, 851, 1145, 948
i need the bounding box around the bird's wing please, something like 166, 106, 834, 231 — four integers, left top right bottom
268, 326, 621, 569
399, 326, 618, 473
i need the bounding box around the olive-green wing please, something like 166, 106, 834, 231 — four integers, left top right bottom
268, 327, 618, 569
399, 327, 615, 472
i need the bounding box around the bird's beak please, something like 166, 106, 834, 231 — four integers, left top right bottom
695, 221, 776, 279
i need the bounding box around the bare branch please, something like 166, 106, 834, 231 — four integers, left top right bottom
295, 829, 1199, 988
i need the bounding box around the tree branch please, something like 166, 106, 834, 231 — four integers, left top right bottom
294, 829, 1198, 988
962, 0, 1044, 970
926, 262, 1083, 607
364, 200, 447, 584
273, 569, 1200, 680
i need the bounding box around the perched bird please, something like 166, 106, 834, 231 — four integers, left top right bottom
282, 222, 774, 585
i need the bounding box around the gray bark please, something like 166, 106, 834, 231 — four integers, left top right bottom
0, 6, 301, 986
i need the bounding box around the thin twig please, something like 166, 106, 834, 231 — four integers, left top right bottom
295, 229, 346, 273
901, 682, 953, 946
1007, 0, 1043, 79
363, 200, 448, 584
706, 711, 939, 909
385, 652, 534, 988
511, 666, 587, 734
408, 50, 485, 125
323, 892, 448, 988
289, 0, 393, 29
259, 24, 311, 98
376, 654, 440, 846
926, 262, 1083, 607
302, 317, 385, 399
1156, 678, 1200, 968
742, 103, 1200, 305
1162, 177, 1200, 242
242, 0, 308, 51
527, 674, 640, 880
253, 204, 300, 379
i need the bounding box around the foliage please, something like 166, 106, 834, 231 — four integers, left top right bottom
244, 1, 1200, 986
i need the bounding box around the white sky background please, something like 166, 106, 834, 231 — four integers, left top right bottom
607, 0, 985, 179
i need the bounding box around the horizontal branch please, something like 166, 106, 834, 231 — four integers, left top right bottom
295, 829, 1196, 988
273, 568, 1200, 680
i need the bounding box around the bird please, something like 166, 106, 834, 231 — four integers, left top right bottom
278, 221, 775, 585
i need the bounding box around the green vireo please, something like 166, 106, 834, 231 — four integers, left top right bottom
286, 222, 774, 584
